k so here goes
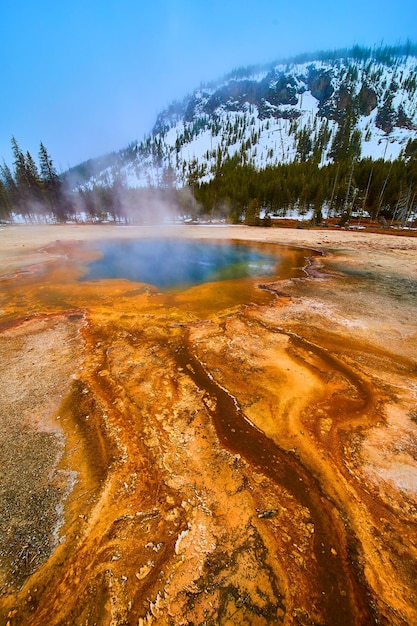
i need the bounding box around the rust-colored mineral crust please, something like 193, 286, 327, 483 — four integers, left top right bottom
0, 224, 416, 626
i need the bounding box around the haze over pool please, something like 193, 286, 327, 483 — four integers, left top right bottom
81, 239, 281, 289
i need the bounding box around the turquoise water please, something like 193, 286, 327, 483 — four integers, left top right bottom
81, 239, 279, 289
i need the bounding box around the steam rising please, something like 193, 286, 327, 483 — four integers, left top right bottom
81, 239, 278, 289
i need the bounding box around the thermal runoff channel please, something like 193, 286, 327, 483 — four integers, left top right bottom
1, 225, 417, 625
81, 239, 279, 289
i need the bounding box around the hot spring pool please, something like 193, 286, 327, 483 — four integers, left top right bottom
80, 239, 281, 289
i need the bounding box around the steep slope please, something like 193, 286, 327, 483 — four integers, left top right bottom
76, 45, 417, 191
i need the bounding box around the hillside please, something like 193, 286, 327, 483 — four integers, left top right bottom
71, 44, 417, 191
2, 44, 417, 224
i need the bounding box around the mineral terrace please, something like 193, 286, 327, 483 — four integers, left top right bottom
0, 224, 416, 626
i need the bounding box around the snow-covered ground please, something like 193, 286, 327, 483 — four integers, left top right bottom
83, 53, 417, 191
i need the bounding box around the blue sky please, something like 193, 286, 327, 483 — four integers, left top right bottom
1, 0, 415, 171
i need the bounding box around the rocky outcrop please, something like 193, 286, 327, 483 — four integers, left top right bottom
396, 104, 415, 129
336, 85, 353, 110
264, 70, 298, 106
201, 74, 298, 116
307, 68, 334, 102
358, 84, 377, 115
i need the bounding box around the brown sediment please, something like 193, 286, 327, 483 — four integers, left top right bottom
174, 335, 375, 625
0, 224, 416, 625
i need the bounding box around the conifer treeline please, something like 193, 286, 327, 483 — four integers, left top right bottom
0, 138, 73, 222
0, 137, 184, 223
1, 137, 417, 226
193, 150, 417, 226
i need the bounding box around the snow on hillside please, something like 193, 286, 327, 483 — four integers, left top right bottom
77, 49, 417, 190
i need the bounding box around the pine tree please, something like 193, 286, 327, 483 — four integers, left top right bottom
0, 179, 11, 220
0, 161, 19, 213
10, 137, 35, 216
244, 198, 261, 225
295, 125, 312, 162
39, 142, 67, 221
24, 151, 43, 205
11, 136, 27, 188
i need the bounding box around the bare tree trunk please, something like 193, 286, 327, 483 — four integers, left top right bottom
327, 163, 340, 219
343, 161, 354, 221
359, 168, 373, 225
375, 162, 392, 219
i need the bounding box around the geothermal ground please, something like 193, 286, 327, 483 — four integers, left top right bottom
0, 224, 416, 626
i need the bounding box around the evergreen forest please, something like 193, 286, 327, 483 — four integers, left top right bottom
1, 137, 416, 228
1, 43, 417, 228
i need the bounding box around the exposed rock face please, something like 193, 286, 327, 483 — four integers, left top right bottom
336, 84, 353, 111
203, 74, 299, 115
358, 83, 378, 115
263, 70, 298, 106
307, 68, 334, 102
67, 50, 417, 190
396, 104, 415, 129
